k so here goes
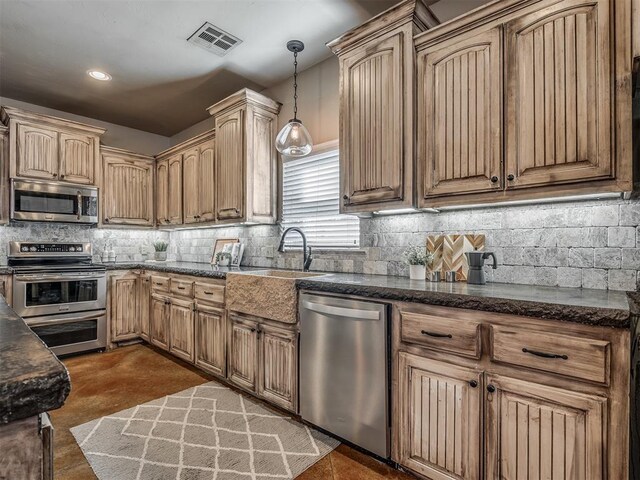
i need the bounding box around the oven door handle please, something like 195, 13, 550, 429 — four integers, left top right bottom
26, 312, 107, 327
15, 273, 106, 282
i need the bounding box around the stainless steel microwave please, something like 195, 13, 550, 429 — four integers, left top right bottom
11, 179, 99, 224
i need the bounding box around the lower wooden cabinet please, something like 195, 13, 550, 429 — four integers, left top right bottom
397, 353, 481, 480
259, 323, 297, 412
169, 296, 195, 362
195, 303, 226, 378
485, 374, 606, 480
110, 272, 140, 342
150, 293, 170, 350
228, 313, 298, 412
139, 274, 151, 341
228, 315, 259, 392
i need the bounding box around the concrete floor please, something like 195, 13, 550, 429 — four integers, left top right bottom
51, 343, 414, 480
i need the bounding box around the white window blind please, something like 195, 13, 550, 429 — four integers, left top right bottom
282, 148, 359, 249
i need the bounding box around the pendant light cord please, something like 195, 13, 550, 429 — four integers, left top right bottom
293, 50, 298, 122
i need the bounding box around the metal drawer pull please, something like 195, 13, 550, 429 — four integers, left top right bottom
204, 291, 214, 295
421, 330, 452, 339
177, 286, 186, 290
522, 348, 568, 360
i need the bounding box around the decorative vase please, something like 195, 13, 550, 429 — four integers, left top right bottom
409, 264, 426, 280
155, 251, 167, 262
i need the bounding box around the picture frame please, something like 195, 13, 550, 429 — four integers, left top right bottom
211, 238, 239, 265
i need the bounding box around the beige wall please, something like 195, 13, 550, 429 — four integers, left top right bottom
169, 56, 340, 147
0, 97, 170, 155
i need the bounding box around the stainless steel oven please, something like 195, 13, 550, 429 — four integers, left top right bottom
25, 310, 107, 356
11, 179, 98, 224
12, 270, 106, 318
9, 242, 107, 356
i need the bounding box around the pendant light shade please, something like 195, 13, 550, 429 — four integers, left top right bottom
275, 120, 312, 157
276, 40, 313, 157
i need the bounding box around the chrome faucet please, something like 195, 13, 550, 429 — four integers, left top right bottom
278, 227, 313, 272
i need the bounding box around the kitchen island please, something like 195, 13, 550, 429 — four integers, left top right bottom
0, 297, 70, 479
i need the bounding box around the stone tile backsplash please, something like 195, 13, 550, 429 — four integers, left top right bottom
1, 197, 638, 291
169, 197, 640, 291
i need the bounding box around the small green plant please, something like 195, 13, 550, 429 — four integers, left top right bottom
403, 244, 434, 266
215, 252, 231, 262
153, 241, 168, 252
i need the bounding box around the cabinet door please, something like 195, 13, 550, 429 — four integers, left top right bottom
167, 154, 183, 225
485, 374, 606, 479
418, 27, 502, 199
103, 156, 154, 226
16, 124, 58, 179
0, 127, 9, 224
505, 0, 612, 188
182, 147, 200, 224
155, 159, 169, 225
215, 110, 245, 222
228, 314, 258, 392
139, 274, 151, 341
195, 303, 226, 377
397, 352, 481, 480
110, 273, 139, 342
198, 139, 216, 222
150, 293, 170, 350
169, 297, 195, 363
0, 274, 12, 306
59, 133, 95, 184
258, 323, 297, 412
340, 29, 409, 211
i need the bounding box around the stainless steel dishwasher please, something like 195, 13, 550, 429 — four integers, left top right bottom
299, 293, 389, 458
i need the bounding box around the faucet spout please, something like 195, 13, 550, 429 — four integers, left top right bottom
278, 227, 313, 272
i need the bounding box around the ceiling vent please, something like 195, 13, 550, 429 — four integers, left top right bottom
187, 22, 242, 56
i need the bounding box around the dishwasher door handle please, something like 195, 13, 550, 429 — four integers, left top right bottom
301, 300, 381, 320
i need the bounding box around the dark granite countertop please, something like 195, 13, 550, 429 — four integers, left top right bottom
0, 299, 70, 424
296, 273, 633, 328
105, 262, 632, 328
0, 267, 12, 275
102, 262, 265, 279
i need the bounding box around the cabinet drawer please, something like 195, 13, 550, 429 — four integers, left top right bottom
400, 310, 481, 358
194, 282, 225, 305
171, 279, 194, 297
151, 276, 169, 292
490, 325, 610, 384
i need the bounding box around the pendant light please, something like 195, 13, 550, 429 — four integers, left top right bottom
275, 40, 313, 157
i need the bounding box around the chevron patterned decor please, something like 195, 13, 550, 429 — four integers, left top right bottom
427, 234, 485, 281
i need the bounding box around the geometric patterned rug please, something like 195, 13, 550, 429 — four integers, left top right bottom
71, 381, 339, 479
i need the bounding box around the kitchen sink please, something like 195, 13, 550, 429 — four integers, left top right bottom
226, 270, 328, 323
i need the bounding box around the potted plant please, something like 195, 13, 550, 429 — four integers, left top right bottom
215, 251, 231, 267
403, 244, 434, 280
153, 241, 168, 261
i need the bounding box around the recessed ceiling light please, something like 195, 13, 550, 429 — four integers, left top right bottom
87, 70, 111, 81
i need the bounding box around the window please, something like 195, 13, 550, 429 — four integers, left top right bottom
281, 146, 359, 249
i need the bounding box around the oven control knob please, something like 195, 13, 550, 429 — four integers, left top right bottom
29, 246, 36, 252
69, 246, 76, 252
21, 246, 28, 252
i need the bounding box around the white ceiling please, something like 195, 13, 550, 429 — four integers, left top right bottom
0, 0, 488, 136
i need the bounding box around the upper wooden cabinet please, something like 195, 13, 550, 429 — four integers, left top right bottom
328, 1, 438, 213
155, 129, 215, 227
0, 126, 9, 225
412, 0, 632, 206
207, 88, 280, 225
417, 26, 503, 200
0, 106, 105, 185
504, 0, 612, 188
101, 146, 154, 227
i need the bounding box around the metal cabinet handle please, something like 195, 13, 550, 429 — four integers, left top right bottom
204, 291, 213, 295
177, 286, 186, 290
421, 330, 452, 339
487, 384, 496, 393
490, 176, 499, 183
104, 218, 110, 223
522, 348, 568, 360
52, 173, 58, 177
469, 380, 478, 388
507, 174, 515, 181
60, 174, 65, 179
